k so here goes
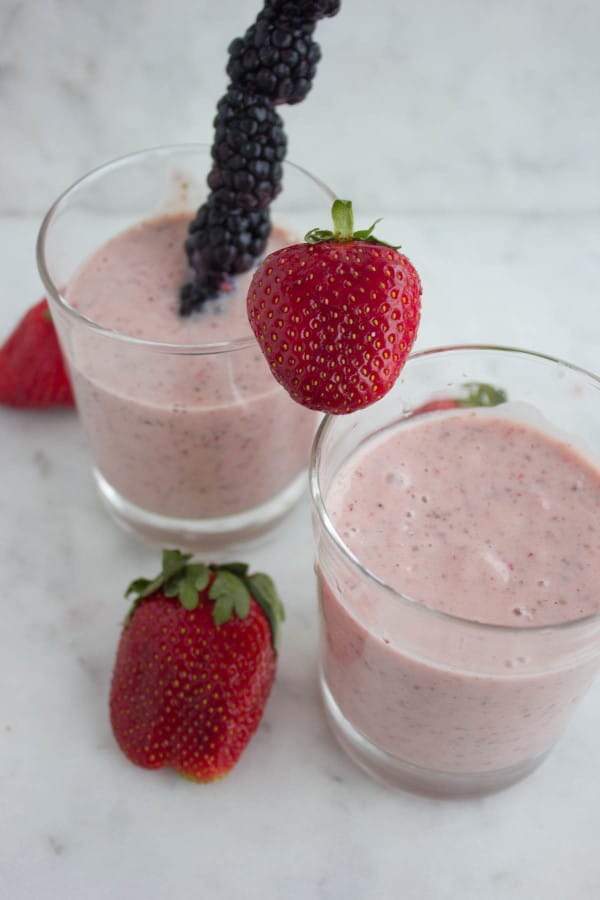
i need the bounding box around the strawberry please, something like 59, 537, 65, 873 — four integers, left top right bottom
0, 298, 74, 408
412, 382, 507, 415
247, 199, 422, 414
109, 550, 284, 783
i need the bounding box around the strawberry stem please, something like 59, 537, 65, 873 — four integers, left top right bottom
331, 199, 354, 238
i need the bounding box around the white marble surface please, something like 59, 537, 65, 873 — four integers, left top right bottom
2, 211, 600, 899
2, 0, 600, 215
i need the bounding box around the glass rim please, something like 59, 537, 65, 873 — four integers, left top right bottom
310, 342, 600, 637
36, 142, 335, 356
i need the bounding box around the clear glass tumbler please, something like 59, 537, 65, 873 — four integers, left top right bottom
310, 345, 600, 797
37, 144, 333, 548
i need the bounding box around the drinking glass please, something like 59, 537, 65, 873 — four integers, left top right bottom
38, 144, 333, 547
310, 345, 600, 797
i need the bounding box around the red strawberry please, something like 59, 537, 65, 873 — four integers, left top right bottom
0, 299, 74, 408
110, 550, 284, 783
412, 382, 507, 416
247, 199, 422, 415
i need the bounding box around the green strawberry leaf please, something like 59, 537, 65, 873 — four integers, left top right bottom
213, 592, 234, 626
125, 574, 164, 600
187, 563, 210, 591
163, 577, 182, 598
125, 549, 191, 603
245, 572, 285, 653
354, 218, 382, 241
179, 577, 200, 611
124, 550, 194, 624
219, 562, 250, 578
250, 572, 285, 620
162, 549, 192, 580
305, 200, 400, 250
234, 588, 250, 620
209, 570, 251, 622
305, 227, 335, 243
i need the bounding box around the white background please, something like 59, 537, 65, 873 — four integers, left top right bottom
1, 0, 599, 214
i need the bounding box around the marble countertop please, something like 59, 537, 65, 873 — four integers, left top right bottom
4, 1, 600, 216
2, 212, 600, 900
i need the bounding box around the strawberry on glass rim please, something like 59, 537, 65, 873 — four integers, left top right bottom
247, 199, 422, 415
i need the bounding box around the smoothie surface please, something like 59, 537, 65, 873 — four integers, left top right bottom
326, 411, 600, 627
66, 213, 289, 344
62, 212, 316, 519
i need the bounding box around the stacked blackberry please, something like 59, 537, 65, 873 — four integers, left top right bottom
180, 0, 340, 315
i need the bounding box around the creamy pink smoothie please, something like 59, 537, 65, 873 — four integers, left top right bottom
65, 214, 317, 519
320, 411, 600, 774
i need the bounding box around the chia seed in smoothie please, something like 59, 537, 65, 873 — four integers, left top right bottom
65, 213, 318, 519
319, 411, 600, 775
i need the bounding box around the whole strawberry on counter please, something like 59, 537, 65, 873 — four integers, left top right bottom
0, 298, 74, 408
247, 199, 422, 414
110, 550, 284, 783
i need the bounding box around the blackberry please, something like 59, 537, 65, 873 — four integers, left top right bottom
263, 1, 341, 20
209, 88, 287, 210
181, 0, 340, 315
186, 202, 271, 273
227, 13, 320, 106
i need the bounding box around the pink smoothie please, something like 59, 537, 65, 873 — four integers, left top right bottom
320, 411, 600, 774
65, 214, 317, 519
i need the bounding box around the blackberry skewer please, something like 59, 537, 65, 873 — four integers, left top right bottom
180, 0, 340, 315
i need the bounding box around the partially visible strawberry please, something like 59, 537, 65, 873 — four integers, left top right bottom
412, 382, 507, 416
0, 299, 74, 408
109, 550, 284, 783
247, 199, 422, 415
